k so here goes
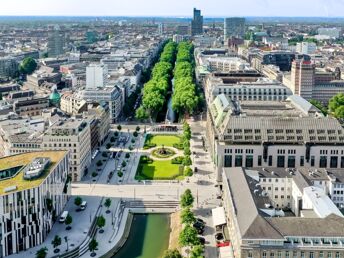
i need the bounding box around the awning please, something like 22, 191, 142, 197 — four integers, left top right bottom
212, 207, 226, 227
219, 245, 233, 258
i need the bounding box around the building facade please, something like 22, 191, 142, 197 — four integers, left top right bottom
191, 8, 203, 36
224, 17, 245, 40
0, 151, 70, 257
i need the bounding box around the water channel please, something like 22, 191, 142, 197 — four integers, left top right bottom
111, 214, 170, 258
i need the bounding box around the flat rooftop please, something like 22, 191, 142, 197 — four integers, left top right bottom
0, 151, 67, 195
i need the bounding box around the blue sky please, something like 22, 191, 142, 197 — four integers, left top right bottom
1, 0, 344, 17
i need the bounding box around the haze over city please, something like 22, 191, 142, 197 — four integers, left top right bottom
2, 0, 344, 17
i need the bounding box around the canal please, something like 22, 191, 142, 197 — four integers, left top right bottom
111, 214, 170, 258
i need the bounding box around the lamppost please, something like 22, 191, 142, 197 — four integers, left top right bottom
64, 236, 69, 252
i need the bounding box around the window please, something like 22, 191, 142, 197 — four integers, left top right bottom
328, 253, 332, 258
268, 156, 273, 166
246, 155, 253, 168
263, 252, 267, 258
300, 156, 304, 166
248, 252, 253, 258
341, 157, 344, 168
235, 155, 242, 167
301, 252, 305, 258
336, 253, 340, 258
277, 156, 285, 167
224, 155, 232, 167
288, 156, 296, 168
311, 156, 315, 166
319, 252, 324, 258
319, 156, 327, 168
286, 252, 289, 258
310, 252, 314, 258
330, 156, 338, 168
258, 155, 262, 166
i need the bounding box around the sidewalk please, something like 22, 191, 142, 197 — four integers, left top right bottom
8, 196, 102, 258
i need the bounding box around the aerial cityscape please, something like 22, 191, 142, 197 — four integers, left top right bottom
1, 1, 344, 258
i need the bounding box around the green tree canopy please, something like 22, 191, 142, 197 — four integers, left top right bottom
180, 189, 194, 208
334, 105, 344, 119
96, 215, 106, 229
309, 99, 328, 116
162, 249, 183, 258
181, 207, 196, 224
329, 93, 344, 112
104, 198, 112, 209
190, 245, 205, 258
89, 239, 98, 254
19, 57, 37, 75
51, 235, 61, 249
74, 196, 82, 207
36, 247, 48, 258
179, 224, 200, 247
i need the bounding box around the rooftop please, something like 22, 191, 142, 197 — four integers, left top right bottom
0, 151, 67, 195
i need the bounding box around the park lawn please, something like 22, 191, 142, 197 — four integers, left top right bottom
145, 134, 181, 148
136, 159, 184, 180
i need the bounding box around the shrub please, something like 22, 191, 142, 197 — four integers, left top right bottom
122, 161, 127, 167
96, 160, 103, 166
110, 137, 115, 142
117, 171, 123, 177
114, 131, 119, 137
183, 155, 192, 166
173, 143, 184, 150
125, 153, 130, 159
106, 143, 111, 149
131, 139, 135, 144
92, 172, 98, 177
171, 156, 184, 164
102, 152, 108, 158
140, 156, 153, 164
184, 166, 193, 177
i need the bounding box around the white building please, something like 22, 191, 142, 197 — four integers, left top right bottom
318, 28, 341, 39
0, 151, 70, 257
86, 63, 108, 89
296, 42, 317, 55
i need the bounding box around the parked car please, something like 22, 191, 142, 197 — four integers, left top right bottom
80, 201, 87, 210
198, 237, 206, 245
196, 218, 205, 224
195, 227, 204, 235
59, 211, 69, 223
193, 221, 205, 230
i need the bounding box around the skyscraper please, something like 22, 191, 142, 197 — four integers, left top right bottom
191, 8, 203, 36
224, 17, 245, 40
158, 23, 164, 35
47, 28, 65, 57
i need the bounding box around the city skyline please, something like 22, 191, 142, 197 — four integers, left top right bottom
2, 0, 344, 17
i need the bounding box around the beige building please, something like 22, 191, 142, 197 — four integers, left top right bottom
60, 91, 87, 115
42, 118, 92, 181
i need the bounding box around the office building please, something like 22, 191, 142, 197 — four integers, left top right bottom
0, 57, 18, 79
283, 59, 344, 104
318, 28, 342, 39
224, 18, 245, 40
191, 8, 203, 36
296, 42, 317, 55
206, 94, 344, 180
205, 75, 292, 103
42, 118, 92, 181
47, 29, 65, 57
86, 63, 108, 89
177, 25, 190, 36
222, 166, 344, 257
60, 91, 87, 115
158, 23, 164, 35
0, 151, 70, 257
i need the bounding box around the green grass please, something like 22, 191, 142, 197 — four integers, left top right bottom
144, 134, 181, 148
136, 159, 184, 180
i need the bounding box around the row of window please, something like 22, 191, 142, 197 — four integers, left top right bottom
257, 251, 341, 258
223, 155, 344, 168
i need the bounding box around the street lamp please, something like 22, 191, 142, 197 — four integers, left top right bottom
64, 236, 69, 252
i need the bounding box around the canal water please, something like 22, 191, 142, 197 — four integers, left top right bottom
112, 214, 170, 258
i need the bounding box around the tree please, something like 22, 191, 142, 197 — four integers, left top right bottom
96, 215, 106, 233
135, 106, 149, 121
181, 208, 196, 224
114, 131, 119, 137
183, 122, 192, 141
329, 93, 344, 112
51, 235, 61, 252
104, 198, 112, 212
136, 126, 140, 132
36, 247, 48, 258
183, 155, 192, 166
122, 161, 127, 167
117, 124, 122, 131
89, 239, 98, 256
19, 57, 37, 75
133, 131, 138, 137
309, 99, 328, 116
125, 153, 130, 159
65, 214, 73, 230
190, 245, 205, 258
74, 196, 82, 207
180, 189, 194, 208
184, 146, 191, 156
162, 249, 183, 258
184, 166, 193, 177
179, 224, 200, 247
335, 105, 344, 119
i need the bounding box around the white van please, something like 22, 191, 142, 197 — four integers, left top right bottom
59, 211, 69, 223
80, 201, 87, 210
